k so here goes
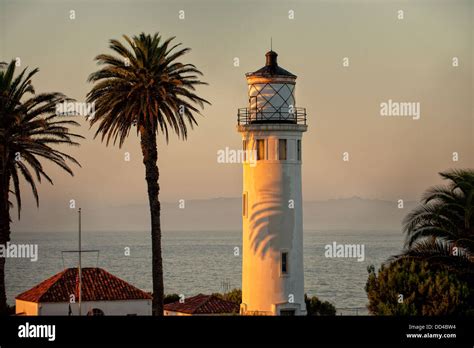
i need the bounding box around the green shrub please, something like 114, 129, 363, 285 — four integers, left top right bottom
164, 294, 181, 304
304, 294, 336, 316
212, 288, 242, 304
365, 259, 473, 315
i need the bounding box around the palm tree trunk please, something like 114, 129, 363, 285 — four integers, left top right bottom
139, 126, 164, 316
0, 248, 6, 316
0, 165, 10, 316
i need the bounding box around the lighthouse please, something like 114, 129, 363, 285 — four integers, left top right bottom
238, 50, 307, 316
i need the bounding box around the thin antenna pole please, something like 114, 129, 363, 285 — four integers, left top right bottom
270, 37, 272, 51
78, 208, 82, 316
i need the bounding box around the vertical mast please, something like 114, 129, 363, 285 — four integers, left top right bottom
78, 207, 82, 316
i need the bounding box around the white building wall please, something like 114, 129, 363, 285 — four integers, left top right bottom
16, 299, 152, 316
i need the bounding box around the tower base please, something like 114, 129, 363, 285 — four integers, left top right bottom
240, 302, 307, 316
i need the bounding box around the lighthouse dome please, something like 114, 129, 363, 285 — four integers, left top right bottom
245, 51, 296, 78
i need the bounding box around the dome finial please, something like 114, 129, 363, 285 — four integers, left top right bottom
265, 50, 278, 67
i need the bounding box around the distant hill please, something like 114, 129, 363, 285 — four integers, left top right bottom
13, 196, 417, 233
303, 197, 417, 231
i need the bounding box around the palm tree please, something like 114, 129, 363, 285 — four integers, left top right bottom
86, 33, 210, 315
370, 170, 474, 315
404, 169, 474, 248
0, 61, 82, 315
392, 169, 474, 270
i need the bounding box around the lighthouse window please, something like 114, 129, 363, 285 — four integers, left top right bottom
278, 139, 287, 160
281, 252, 288, 274
256, 139, 265, 160
297, 140, 301, 161
243, 140, 247, 161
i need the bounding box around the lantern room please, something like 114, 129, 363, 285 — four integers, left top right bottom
238, 50, 306, 125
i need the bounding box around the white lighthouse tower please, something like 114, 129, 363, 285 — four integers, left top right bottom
238, 50, 307, 316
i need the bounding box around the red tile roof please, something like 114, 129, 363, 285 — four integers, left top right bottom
16, 268, 151, 303
164, 294, 239, 314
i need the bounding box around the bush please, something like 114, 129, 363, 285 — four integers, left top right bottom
164, 294, 181, 304
304, 294, 336, 316
212, 288, 242, 304
365, 259, 473, 315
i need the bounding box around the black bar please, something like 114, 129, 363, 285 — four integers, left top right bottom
2, 316, 473, 346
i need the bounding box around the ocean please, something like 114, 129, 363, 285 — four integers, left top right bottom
6, 229, 404, 315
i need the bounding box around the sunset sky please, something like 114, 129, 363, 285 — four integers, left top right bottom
1, 0, 472, 231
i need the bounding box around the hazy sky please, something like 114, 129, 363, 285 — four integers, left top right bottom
1, 0, 472, 231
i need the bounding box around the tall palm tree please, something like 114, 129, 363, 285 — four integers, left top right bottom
86, 33, 210, 315
0, 61, 82, 315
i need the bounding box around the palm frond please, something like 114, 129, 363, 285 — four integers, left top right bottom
87, 32, 210, 146
0, 60, 83, 219
389, 238, 474, 272
403, 169, 474, 253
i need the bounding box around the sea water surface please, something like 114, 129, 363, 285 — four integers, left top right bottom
6, 230, 404, 314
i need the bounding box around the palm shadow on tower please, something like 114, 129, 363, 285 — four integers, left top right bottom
248, 176, 296, 259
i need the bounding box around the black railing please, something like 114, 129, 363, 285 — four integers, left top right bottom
237, 107, 307, 125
